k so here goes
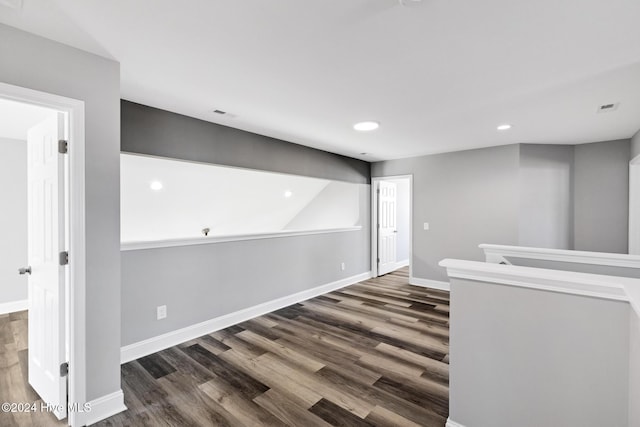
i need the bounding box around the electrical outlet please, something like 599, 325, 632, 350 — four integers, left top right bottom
157, 305, 167, 320
341, 262, 346, 271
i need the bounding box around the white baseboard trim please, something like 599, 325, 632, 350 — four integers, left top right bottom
409, 276, 450, 291
446, 418, 466, 427
391, 259, 410, 271
0, 299, 28, 315
121, 271, 373, 363
84, 389, 126, 426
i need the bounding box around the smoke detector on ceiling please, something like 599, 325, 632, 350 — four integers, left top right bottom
0, 0, 23, 10
596, 102, 619, 113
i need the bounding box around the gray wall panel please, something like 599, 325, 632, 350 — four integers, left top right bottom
449, 278, 630, 427
518, 144, 574, 249
573, 139, 630, 253
632, 129, 640, 159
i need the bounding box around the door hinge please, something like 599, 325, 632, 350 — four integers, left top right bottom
377, 258, 380, 263
59, 251, 69, 266
60, 362, 69, 377
58, 139, 68, 154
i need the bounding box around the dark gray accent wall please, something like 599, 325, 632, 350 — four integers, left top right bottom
121, 100, 370, 184
573, 139, 630, 253
372, 145, 521, 282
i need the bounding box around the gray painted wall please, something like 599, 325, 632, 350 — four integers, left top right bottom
388, 178, 410, 262
0, 138, 27, 306
121, 100, 370, 184
518, 144, 573, 249
574, 139, 630, 253
122, 228, 369, 345
0, 24, 121, 401
372, 145, 521, 282
632, 129, 640, 160
449, 278, 630, 427
121, 100, 371, 346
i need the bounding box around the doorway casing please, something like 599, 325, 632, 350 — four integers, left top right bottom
0, 81, 87, 427
630, 154, 640, 255
371, 175, 413, 278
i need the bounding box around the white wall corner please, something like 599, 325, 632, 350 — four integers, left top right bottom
121, 271, 373, 363
446, 418, 466, 427
410, 276, 450, 291
0, 299, 28, 315
84, 389, 126, 426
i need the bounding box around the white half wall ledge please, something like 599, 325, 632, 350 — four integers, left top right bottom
480, 243, 640, 268
446, 419, 466, 427
409, 277, 450, 292
120, 271, 373, 363
83, 389, 126, 426
121, 226, 362, 251
0, 299, 28, 315
439, 259, 633, 302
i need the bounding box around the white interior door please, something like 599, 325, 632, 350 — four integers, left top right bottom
26, 113, 67, 420
378, 181, 397, 275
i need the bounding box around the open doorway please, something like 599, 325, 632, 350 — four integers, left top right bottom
371, 175, 412, 277
0, 96, 69, 424
0, 82, 86, 426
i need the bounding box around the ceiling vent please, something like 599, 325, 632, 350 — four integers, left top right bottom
596, 102, 619, 113
213, 109, 227, 115
0, 0, 22, 9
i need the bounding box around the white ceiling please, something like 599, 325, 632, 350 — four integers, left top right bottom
0, 97, 56, 140
2, 0, 640, 161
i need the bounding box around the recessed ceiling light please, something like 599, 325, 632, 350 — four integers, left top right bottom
284, 190, 293, 198
150, 181, 163, 191
353, 121, 380, 132
497, 124, 512, 131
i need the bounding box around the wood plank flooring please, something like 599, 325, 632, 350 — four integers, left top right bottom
0, 310, 67, 427
0, 267, 450, 426
100, 268, 450, 427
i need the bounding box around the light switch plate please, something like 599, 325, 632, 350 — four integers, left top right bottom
424, 222, 430, 230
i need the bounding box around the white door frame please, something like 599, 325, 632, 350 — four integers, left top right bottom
371, 175, 413, 278
0, 82, 86, 427
630, 155, 640, 255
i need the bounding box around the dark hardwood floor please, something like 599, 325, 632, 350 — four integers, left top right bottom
100, 267, 450, 427
1, 267, 450, 426
0, 310, 66, 427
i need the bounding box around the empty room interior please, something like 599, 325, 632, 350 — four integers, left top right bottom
1, 1, 640, 426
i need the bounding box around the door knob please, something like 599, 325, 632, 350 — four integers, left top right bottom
18, 266, 31, 275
